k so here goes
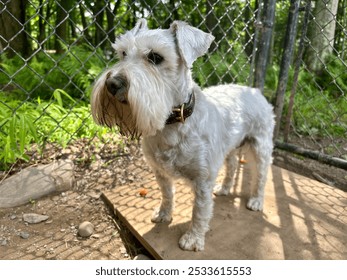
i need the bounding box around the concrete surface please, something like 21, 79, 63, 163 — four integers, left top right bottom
0, 160, 74, 208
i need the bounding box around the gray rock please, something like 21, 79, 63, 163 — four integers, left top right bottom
23, 213, 49, 224
1, 239, 7, 246
20, 232, 30, 239
0, 160, 75, 208
78, 221, 94, 237
133, 254, 151, 260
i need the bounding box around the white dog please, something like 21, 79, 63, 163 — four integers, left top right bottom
91, 19, 275, 251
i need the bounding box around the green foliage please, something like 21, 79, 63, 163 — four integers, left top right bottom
0, 90, 109, 170
194, 45, 251, 87
292, 89, 346, 137
0, 0, 346, 170
0, 53, 67, 100
315, 55, 347, 97
0, 44, 111, 170
57, 44, 107, 97
264, 65, 347, 137
0, 44, 107, 100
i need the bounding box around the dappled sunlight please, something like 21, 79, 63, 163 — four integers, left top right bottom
102, 159, 346, 259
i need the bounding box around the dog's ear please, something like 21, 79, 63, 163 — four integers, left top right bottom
131, 18, 148, 35
112, 19, 148, 50
170, 21, 215, 68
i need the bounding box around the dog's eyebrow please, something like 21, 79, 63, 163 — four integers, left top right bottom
144, 48, 157, 54
143, 48, 163, 57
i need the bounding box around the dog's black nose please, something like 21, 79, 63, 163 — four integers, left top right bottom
106, 75, 128, 103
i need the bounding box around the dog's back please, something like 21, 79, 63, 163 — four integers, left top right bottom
203, 84, 274, 141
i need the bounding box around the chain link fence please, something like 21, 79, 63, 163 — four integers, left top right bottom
0, 0, 346, 185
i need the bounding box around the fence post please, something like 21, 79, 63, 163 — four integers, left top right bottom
253, 0, 276, 92
283, 1, 311, 142
273, 0, 300, 139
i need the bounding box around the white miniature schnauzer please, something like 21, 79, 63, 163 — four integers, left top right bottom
91, 19, 275, 251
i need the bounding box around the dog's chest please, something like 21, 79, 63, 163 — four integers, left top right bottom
142, 136, 199, 179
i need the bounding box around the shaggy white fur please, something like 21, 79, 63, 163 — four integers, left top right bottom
91, 19, 275, 251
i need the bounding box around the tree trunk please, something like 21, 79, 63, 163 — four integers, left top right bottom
334, 0, 346, 58
253, 0, 276, 92
106, 0, 122, 45
0, 0, 30, 58
69, 8, 77, 39
55, 0, 71, 54
45, 0, 53, 49
79, 2, 92, 43
273, 0, 301, 139
37, 0, 45, 47
93, 1, 105, 47
244, 0, 254, 58
305, 0, 339, 73
205, 0, 218, 49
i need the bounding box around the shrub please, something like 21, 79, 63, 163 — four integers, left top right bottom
0, 44, 107, 100
0, 90, 108, 170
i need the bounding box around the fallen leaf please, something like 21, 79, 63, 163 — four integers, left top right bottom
139, 188, 148, 197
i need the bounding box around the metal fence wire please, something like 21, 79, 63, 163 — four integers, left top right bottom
0, 1, 346, 181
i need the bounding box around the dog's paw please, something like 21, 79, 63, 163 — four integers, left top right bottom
213, 185, 229, 196
179, 231, 205, 251
247, 196, 263, 211
151, 208, 172, 223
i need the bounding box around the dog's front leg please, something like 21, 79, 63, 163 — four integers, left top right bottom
151, 171, 174, 223
179, 181, 214, 251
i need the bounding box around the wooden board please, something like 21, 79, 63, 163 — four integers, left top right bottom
102, 161, 347, 260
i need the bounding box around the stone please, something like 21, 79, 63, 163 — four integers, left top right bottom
133, 254, 151, 260
87, 191, 101, 200
20, 232, 30, 239
78, 221, 94, 237
0, 160, 75, 208
23, 213, 49, 224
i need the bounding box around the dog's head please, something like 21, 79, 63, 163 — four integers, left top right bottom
91, 18, 214, 138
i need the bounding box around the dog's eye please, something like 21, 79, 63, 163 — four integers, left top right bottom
147, 51, 164, 65
122, 51, 127, 58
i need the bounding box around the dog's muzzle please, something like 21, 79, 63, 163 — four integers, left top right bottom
106, 74, 128, 104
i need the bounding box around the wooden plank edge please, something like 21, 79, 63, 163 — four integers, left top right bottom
101, 191, 163, 260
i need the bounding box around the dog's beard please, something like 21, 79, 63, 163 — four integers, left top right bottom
95, 90, 140, 139
126, 68, 174, 137
91, 69, 174, 138
90, 72, 139, 138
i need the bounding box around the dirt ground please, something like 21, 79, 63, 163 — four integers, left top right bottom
0, 136, 346, 260
0, 137, 149, 260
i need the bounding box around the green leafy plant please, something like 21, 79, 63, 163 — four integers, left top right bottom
265, 66, 347, 137
0, 89, 109, 170
0, 44, 107, 100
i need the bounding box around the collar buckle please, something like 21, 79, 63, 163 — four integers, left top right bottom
166, 91, 195, 125
172, 103, 186, 123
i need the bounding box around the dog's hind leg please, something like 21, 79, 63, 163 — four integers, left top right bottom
151, 171, 174, 223
213, 150, 238, 196
246, 136, 273, 211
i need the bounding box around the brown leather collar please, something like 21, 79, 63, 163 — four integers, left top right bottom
166, 92, 195, 125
